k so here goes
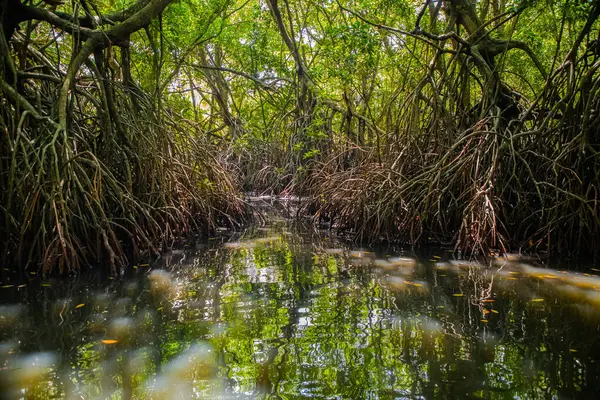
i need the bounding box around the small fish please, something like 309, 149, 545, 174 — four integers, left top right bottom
491, 310, 499, 314
101, 339, 118, 345
75, 304, 85, 309
531, 298, 544, 302
1, 285, 14, 288
453, 293, 464, 297
481, 319, 488, 323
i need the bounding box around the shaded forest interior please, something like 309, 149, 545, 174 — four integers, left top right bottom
1, 0, 599, 273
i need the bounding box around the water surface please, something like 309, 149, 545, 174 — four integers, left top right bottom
1, 199, 600, 399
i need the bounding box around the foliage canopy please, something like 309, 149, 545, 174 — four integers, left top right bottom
1, 0, 599, 271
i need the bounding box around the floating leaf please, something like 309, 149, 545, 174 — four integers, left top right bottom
101, 339, 118, 345
75, 303, 85, 309
531, 298, 544, 302
453, 293, 464, 297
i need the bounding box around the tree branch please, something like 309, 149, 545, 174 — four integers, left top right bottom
487, 39, 548, 79
0, 76, 58, 126
190, 64, 278, 90
58, 0, 175, 128
52, 0, 150, 27
336, 0, 466, 52
21, 5, 96, 38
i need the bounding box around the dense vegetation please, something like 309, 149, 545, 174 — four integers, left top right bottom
1, 0, 599, 272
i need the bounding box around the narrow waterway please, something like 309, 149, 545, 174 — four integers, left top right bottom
1, 198, 599, 399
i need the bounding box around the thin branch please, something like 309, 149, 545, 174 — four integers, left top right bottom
190, 64, 280, 90
487, 39, 548, 79
336, 0, 467, 52
415, 0, 432, 33
59, 0, 176, 128
0, 77, 59, 127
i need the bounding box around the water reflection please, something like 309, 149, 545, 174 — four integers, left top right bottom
0, 202, 600, 398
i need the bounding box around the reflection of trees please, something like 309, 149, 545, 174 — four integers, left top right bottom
151, 239, 600, 398
6, 221, 600, 398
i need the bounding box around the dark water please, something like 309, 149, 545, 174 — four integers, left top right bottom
1, 199, 600, 399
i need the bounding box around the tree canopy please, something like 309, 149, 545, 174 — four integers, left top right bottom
1, 0, 599, 272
